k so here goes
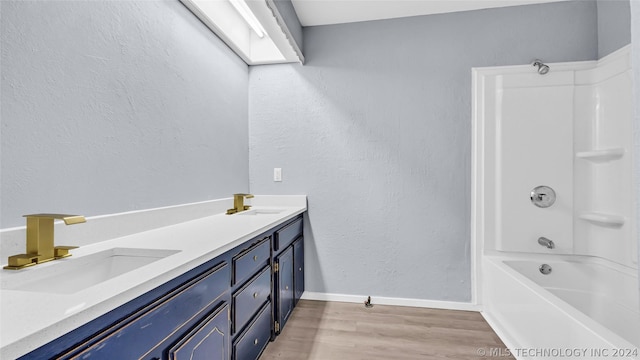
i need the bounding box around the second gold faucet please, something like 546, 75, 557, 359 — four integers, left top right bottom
227, 194, 254, 214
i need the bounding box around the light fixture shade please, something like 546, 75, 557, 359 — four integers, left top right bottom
229, 0, 266, 38
180, 0, 303, 65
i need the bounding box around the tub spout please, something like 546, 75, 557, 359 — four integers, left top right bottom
538, 237, 555, 249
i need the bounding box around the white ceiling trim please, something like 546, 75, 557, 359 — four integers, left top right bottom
290, 0, 571, 27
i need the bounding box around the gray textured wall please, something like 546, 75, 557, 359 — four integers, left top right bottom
249, 1, 598, 301
597, 0, 631, 57
0, 1, 249, 228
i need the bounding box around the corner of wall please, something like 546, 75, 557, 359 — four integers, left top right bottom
596, 0, 632, 58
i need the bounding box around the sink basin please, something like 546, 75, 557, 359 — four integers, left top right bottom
1, 248, 180, 294
237, 209, 285, 216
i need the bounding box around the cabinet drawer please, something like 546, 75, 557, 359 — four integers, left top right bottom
233, 302, 271, 360
66, 262, 229, 359
233, 266, 271, 333
169, 304, 229, 360
274, 217, 302, 251
233, 237, 270, 285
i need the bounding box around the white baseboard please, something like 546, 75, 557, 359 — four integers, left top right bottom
300, 291, 481, 312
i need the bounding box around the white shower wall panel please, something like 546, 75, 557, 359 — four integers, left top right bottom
573, 52, 637, 267
593, 71, 632, 149
495, 75, 574, 254
573, 83, 597, 236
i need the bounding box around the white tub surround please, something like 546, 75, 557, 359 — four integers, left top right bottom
0, 195, 306, 359
473, 45, 639, 359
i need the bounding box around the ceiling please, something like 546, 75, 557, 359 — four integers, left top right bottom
290, 0, 570, 27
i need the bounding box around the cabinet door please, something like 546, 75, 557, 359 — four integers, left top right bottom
293, 237, 304, 305
275, 246, 294, 333
169, 304, 229, 360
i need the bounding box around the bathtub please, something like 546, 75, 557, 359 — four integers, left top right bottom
482, 254, 640, 360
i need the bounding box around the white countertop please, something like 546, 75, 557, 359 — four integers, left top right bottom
0, 196, 307, 359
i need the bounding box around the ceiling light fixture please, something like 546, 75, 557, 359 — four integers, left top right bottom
228, 0, 266, 38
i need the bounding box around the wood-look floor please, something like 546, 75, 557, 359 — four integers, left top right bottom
261, 300, 514, 360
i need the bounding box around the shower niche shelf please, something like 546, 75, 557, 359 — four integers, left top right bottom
575, 148, 624, 163
578, 212, 625, 227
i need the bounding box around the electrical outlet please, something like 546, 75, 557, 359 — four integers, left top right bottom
274, 168, 282, 182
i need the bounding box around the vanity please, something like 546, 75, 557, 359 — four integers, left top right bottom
0, 196, 306, 360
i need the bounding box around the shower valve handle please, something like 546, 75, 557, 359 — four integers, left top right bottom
530, 186, 556, 208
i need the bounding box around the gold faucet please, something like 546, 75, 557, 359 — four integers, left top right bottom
226, 194, 254, 214
3, 214, 86, 270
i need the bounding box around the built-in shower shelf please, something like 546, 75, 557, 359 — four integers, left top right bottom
579, 212, 625, 227
575, 148, 624, 163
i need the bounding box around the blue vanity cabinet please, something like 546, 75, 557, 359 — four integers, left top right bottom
275, 246, 294, 334
293, 237, 304, 305
18, 213, 305, 360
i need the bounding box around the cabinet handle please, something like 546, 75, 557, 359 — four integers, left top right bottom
253, 292, 258, 298
254, 338, 259, 345
253, 255, 258, 261
299, 267, 302, 271
285, 286, 289, 290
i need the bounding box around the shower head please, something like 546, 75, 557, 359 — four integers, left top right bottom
532, 59, 550, 75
